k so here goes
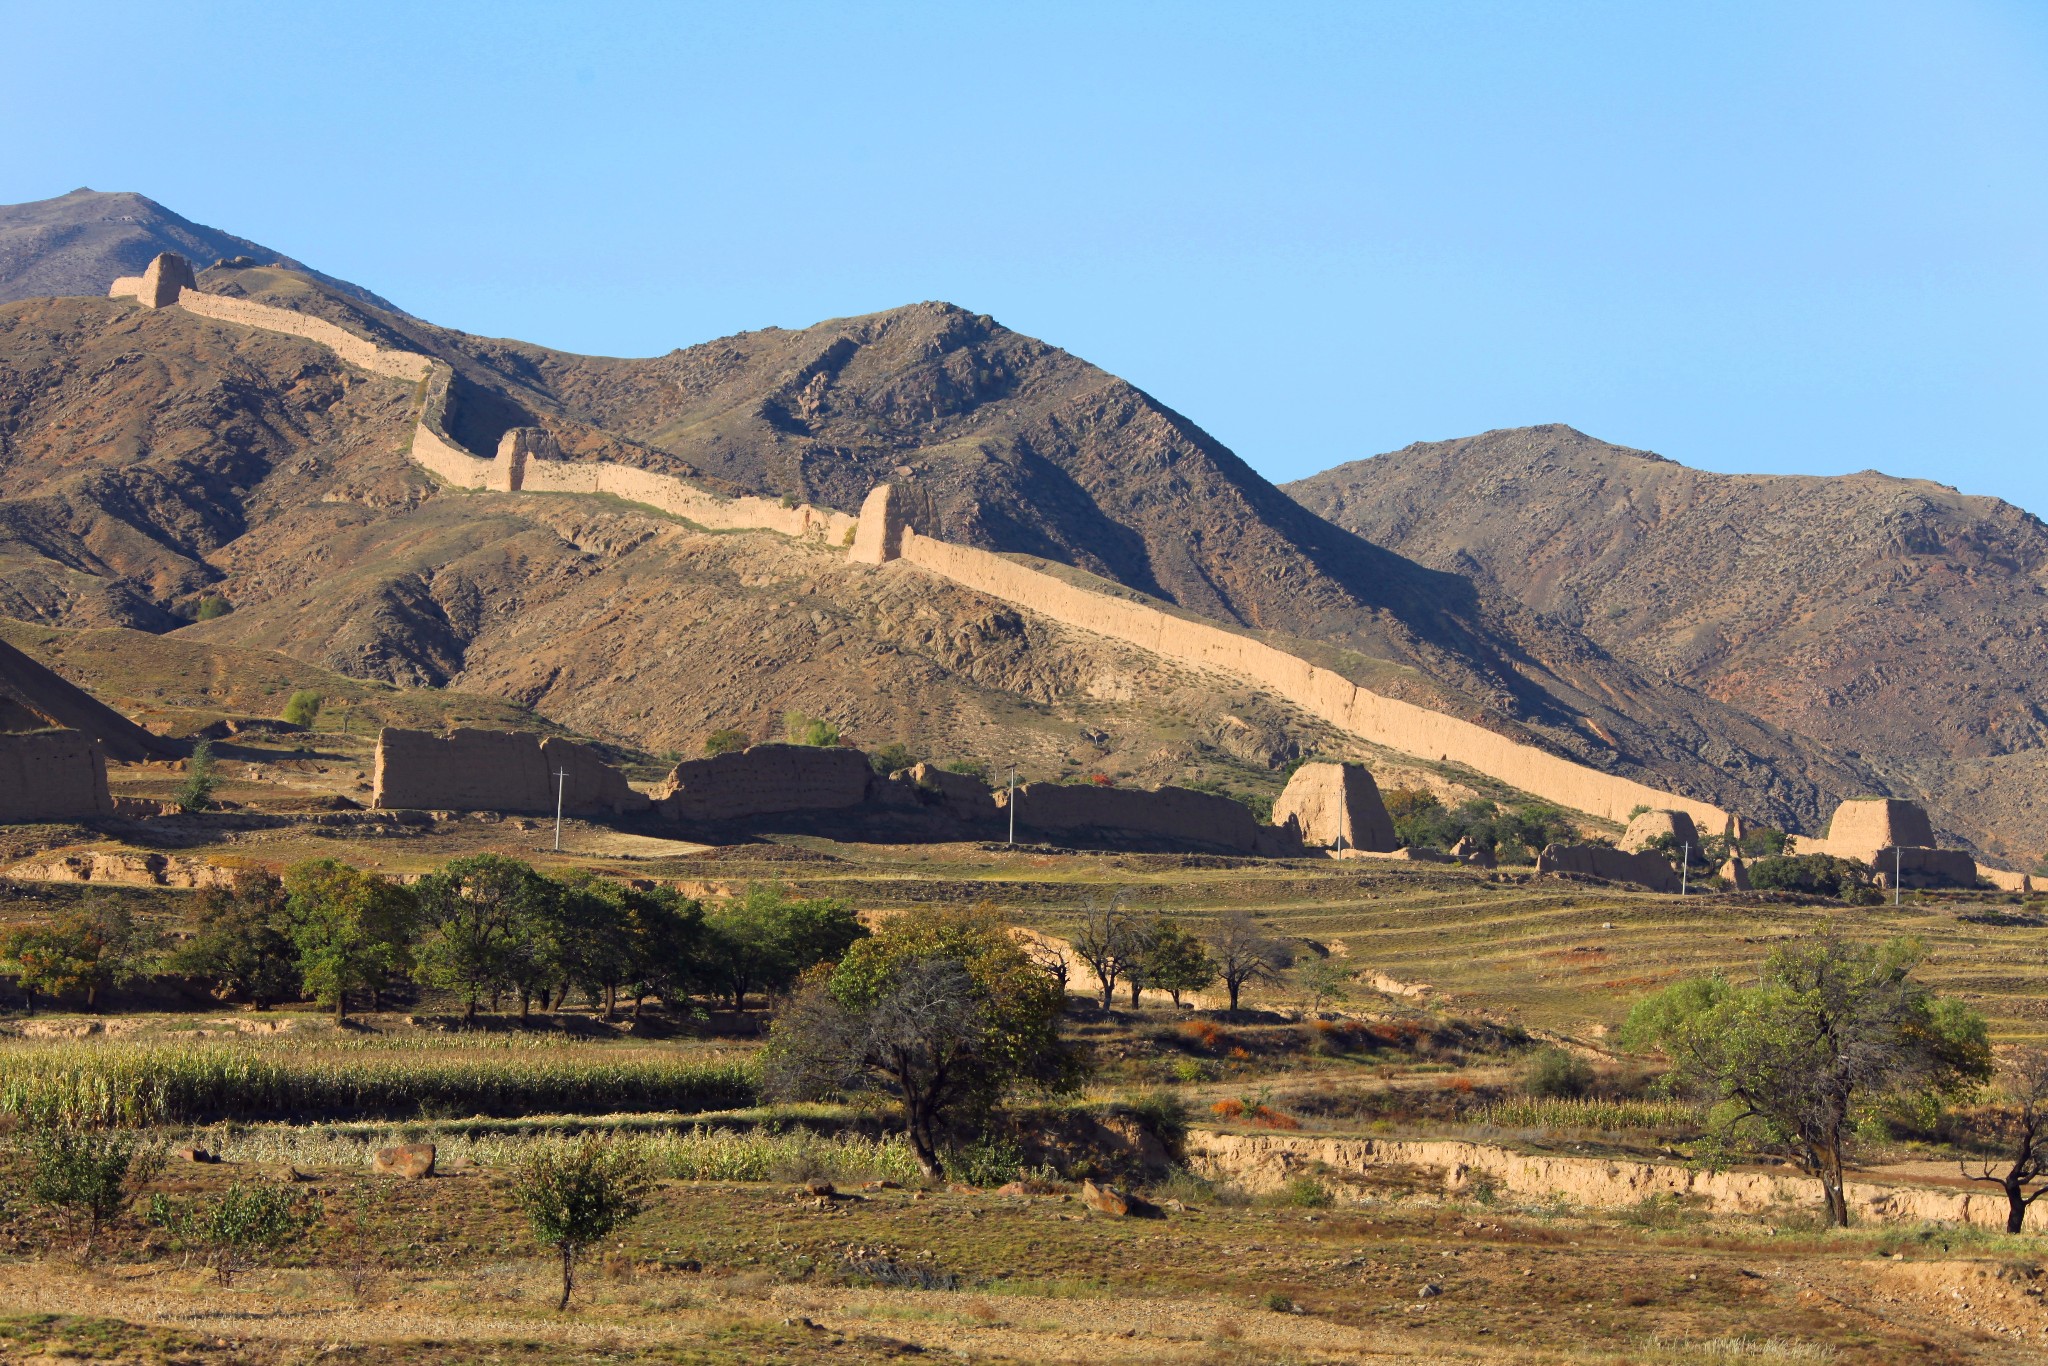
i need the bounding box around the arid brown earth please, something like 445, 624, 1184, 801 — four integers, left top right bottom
1287, 424, 2048, 865
0, 189, 1910, 837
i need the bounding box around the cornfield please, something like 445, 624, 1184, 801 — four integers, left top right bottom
1479, 1097, 1705, 1132
0, 1042, 756, 1127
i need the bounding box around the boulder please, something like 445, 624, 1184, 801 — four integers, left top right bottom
803, 1177, 837, 1198
1618, 809, 1701, 855
372, 1143, 436, 1179
1080, 1178, 1130, 1217
1271, 762, 1397, 852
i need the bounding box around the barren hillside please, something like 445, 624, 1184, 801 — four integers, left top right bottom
1287, 425, 2048, 864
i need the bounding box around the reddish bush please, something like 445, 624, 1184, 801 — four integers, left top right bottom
1179, 1020, 1226, 1051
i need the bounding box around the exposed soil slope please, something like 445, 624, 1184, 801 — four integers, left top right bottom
1287, 424, 2048, 863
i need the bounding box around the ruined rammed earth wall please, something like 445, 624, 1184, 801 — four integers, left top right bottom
112, 256, 1732, 830
898, 530, 1726, 828
0, 730, 113, 823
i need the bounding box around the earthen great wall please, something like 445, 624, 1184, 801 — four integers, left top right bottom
109, 255, 1736, 830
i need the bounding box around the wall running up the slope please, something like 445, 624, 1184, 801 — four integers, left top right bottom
117, 266, 1727, 829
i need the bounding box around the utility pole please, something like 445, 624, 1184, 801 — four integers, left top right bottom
1895, 846, 1902, 907
553, 767, 567, 853
1680, 842, 1690, 896
1007, 765, 1018, 846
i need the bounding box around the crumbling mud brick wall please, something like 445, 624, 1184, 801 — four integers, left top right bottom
996, 780, 1300, 855
1272, 762, 1397, 851
656, 744, 873, 823
372, 728, 646, 816
894, 529, 1728, 830
0, 730, 112, 822
1535, 842, 1681, 894
1619, 809, 1701, 854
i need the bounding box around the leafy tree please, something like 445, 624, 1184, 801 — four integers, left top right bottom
1962, 1047, 2048, 1233
782, 710, 842, 747
869, 741, 918, 775
1522, 1046, 1595, 1098
555, 874, 703, 1018
193, 594, 230, 621
282, 690, 324, 727
703, 728, 748, 757
762, 904, 1075, 1180
413, 855, 555, 1023
1070, 893, 1146, 1010
0, 900, 151, 1011
1143, 920, 1217, 1006
177, 739, 218, 813
511, 1138, 651, 1310
26, 1124, 163, 1262
170, 870, 298, 1007
1747, 854, 1879, 903
1380, 790, 1573, 863
148, 1183, 319, 1286
283, 859, 415, 1023
699, 885, 865, 1008
1295, 955, 1352, 1014
1622, 934, 1991, 1225
1206, 911, 1292, 1013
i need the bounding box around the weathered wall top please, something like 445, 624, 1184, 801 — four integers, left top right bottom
1619, 808, 1701, 854
1272, 762, 1397, 852
108, 251, 196, 308
1817, 798, 1936, 866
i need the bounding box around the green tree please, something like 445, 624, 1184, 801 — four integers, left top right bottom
699, 885, 865, 1008
554, 875, 703, 1019
1747, 854, 1879, 903
413, 855, 555, 1023
1961, 1047, 2048, 1233
1622, 934, 1991, 1226
510, 1138, 651, 1310
193, 594, 230, 621
283, 860, 415, 1023
0, 900, 151, 1011
281, 690, 324, 727
177, 739, 218, 813
1143, 919, 1217, 1007
169, 870, 298, 1007
149, 1183, 320, 1286
762, 904, 1076, 1180
26, 1124, 163, 1263
703, 728, 748, 757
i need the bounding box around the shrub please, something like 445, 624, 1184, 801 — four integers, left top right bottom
1747, 854, 1875, 900
869, 742, 917, 775
947, 1135, 1026, 1189
704, 728, 748, 757
1277, 1176, 1334, 1209
149, 1183, 320, 1285
1522, 1046, 1595, 1099
281, 691, 324, 727
26, 1124, 163, 1261
194, 595, 230, 621
512, 1138, 653, 1310
782, 711, 842, 747
1178, 1020, 1226, 1051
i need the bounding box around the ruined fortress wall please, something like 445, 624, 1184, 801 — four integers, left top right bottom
173, 291, 433, 381
372, 727, 641, 815
1535, 842, 1681, 894
1619, 809, 1701, 854
657, 743, 874, 823
898, 530, 1727, 828
0, 730, 112, 822
1817, 798, 1937, 866
996, 780, 1293, 854
515, 459, 856, 542
1273, 762, 1397, 851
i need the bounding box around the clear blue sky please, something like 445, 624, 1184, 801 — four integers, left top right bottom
10, 1, 2048, 513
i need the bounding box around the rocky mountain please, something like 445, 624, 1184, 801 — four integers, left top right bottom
0, 189, 394, 310
0, 190, 1896, 836
1286, 425, 2048, 865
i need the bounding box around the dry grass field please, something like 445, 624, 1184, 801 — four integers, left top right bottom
3, 831, 2048, 1363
